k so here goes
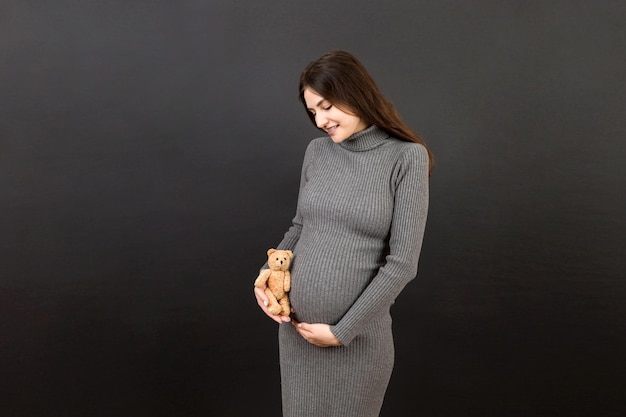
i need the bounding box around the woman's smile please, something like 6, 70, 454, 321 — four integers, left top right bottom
303, 88, 368, 143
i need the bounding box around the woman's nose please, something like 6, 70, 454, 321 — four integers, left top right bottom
315, 114, 327, 128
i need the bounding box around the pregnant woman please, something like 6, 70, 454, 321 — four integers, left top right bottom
254, 50, 433, 417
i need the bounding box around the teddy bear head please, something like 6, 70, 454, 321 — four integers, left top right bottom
267, 248, 293, 271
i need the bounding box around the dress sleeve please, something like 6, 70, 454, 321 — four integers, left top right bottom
330, 143, 430, 346
263, 140, 315, 263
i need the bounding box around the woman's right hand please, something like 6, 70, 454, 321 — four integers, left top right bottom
254, 285, 291, 323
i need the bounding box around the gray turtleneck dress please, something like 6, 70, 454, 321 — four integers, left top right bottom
271, 125, 429, 417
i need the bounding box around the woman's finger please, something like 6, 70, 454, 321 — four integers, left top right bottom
254, 287, 289, 323
253, 287, 268, 306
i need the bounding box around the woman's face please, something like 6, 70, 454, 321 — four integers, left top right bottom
303, 88, 368, 143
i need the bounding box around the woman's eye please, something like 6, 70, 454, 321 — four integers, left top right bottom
323, 105, 332, 111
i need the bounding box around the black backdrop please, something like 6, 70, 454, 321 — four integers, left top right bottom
1, 1, 625, 416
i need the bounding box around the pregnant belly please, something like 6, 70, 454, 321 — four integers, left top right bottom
288, 258, 373, 324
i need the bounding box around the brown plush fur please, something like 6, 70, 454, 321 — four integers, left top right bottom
254, 248, 292, 316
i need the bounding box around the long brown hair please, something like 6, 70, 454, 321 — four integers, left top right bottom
299, 50, 434, 174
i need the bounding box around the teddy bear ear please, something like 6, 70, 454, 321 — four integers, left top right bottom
286, 250, 293, 258
267, 248, 277, 256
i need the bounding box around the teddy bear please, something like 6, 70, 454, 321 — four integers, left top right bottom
254, 248, 293, 317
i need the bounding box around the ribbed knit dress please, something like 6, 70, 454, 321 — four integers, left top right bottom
272, 125, 429, 417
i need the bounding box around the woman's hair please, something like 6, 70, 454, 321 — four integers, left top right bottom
299, 50, 434, 174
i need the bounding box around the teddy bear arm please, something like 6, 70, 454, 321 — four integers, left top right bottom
254, 269, 271, 288
284, 271, 291, 292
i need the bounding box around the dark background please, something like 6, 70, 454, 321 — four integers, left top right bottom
1, 1, 624, 416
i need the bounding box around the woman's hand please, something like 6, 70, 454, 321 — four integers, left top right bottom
292, 318, 343, 347
254, 285, 291, 323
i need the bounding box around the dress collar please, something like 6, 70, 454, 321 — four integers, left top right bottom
339, 125, 389, 152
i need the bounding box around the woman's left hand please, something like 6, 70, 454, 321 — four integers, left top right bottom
292, 319, 343, 347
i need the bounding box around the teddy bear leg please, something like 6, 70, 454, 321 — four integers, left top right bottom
279, 297, 290, 317
264, 288, 281, 315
